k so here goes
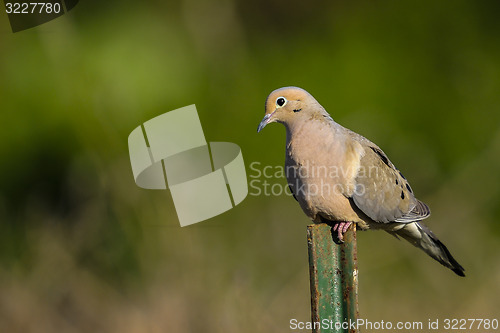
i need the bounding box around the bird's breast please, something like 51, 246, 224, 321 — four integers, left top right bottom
284, 128, 364, 222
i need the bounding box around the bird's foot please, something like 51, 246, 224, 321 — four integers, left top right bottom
332, 221, 353, 243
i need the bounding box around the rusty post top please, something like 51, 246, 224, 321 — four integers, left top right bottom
308, 223, 359, 333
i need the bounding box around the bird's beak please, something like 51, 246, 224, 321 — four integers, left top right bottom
257, 111, 275, 133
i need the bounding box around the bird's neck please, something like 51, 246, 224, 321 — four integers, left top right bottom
284, 114, 337, 143
284, 116, 343, 163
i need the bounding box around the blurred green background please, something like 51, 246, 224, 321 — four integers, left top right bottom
1, 1, 500, 332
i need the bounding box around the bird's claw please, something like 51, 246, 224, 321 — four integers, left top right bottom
333, 221, 352, 243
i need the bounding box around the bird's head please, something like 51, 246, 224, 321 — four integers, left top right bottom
257, 86, 325, 133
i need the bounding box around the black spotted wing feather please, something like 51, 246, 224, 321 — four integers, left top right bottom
350, 141, 430, 224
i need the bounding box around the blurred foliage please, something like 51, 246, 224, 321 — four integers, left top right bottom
1, 0, 500, 332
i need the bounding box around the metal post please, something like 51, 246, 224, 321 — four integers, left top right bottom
308, 223, 359, 333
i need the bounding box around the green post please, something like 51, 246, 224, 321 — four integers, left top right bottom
308, 223, 359, 333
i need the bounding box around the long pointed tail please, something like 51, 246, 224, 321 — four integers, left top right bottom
393, 222, 465, 277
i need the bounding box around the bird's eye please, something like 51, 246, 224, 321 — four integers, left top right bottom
276, 97, 287, 107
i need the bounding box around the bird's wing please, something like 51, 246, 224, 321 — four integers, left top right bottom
348, 135, 430, 223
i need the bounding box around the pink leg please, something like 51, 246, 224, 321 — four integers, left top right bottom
335, 221, 352, 242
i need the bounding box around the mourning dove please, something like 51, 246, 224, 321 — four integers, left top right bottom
257, 86, 465, 277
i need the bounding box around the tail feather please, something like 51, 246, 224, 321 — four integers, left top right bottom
393, 222, 465, 277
